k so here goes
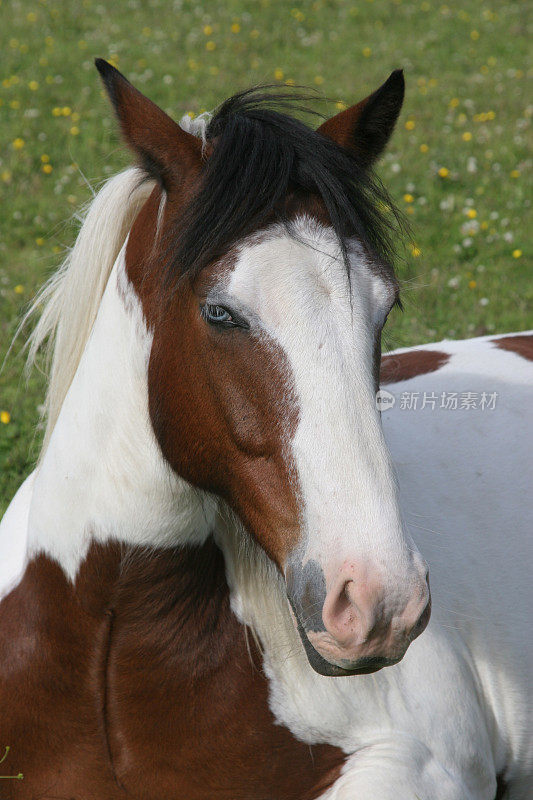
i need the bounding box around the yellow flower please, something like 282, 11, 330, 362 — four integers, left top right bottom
231, 23, 241, 33
510, 170, 520, 178
2, 170, 12, 182
405, 119, 415, 130
42, 164, 53, 174
420, 143, 429, 153
28, 80, 39, 91
403, 193, 414, 203
12, 138, 25, 150
362, 47, 372, 57
449, 97, 459, 108
335, 101, 347, 110
10, 100, 20, 109
274, 68, 284, 81
27, 11, 37, 21
206, 40, 216, 51
468, 280, 477, 289
36, 237, 44, 246
438, 167, 449, 178
41, 153, 50, 163
250, 29, 259, 38
52, 106, 61, 116
462, 131, 472, 141
481, 221, 488, 230
70, 126, 79, 135
314, 75, 324, 85
411, 245, 421, 257
203, 25, 213, 35
0, 411, 11, 425
62, 106, 71, 116
512, 249, 522, 259
470, 30, 479, 40
285, 78, 295, 85
466, 209, 477, 219
14, 284, 24, 294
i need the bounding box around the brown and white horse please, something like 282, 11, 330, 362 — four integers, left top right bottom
0, 62, 531, 799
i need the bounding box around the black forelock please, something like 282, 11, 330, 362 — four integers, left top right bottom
160, 86, 403, 286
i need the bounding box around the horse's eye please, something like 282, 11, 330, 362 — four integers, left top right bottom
203, 304, 234, 325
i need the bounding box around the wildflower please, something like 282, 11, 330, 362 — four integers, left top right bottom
420, 143, 429, 153
362, 47, 372, 57
62, 106, 71, 116
28, 80, 39, 91
41, 154, 50, 163
36, 237, 44, 246
403, 193, 414, 203
52, 107, 61, 116
274, 68, 284, 81
438, 167, 450, 178
468, 280, 477, 289
449, 98, 459, 108
203, 25, 213, 35
42, 164, 53, 174
512, 249, 522, 259
314, 75, 324, 85
510, 170, 520, 178
0, 411, 11, 424
411, 245, 421, 257
231, 23, 241, 33
335, 101, 347, 110
462, 132, 472, 141
206, 41, 216, 51
466, 209, 477, 219
14, 285, 24, 294
470, 30, 479, 40
405, 119, 415, 130
12, 138, 25, 150
70, 126, 79, 135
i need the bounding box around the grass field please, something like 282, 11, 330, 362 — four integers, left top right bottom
0, 0, 530, 513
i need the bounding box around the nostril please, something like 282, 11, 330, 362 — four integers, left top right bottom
322, 579, 365, 646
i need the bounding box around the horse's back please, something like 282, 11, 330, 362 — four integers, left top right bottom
0, 471, 34, 600
382, 332, 533, 786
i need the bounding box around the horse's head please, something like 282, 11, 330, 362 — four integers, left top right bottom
97, 60, 430, 676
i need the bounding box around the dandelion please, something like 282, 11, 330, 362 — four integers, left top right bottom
466, 209, 477, 219
468, 280, 477, 289
203, 25, 213, 36
42, 164, 53, 174
462, 132, 472, 141
52, 107, 61, 116
62, 106, 71, 116
274, 68, 284, 81
28, 80, 39, 91
314, 75, 324, 85
362, 47, 372, 57
449, 98, 459, 108
36, 237, 44, 246
411, 244, 421, 257
231, 23, 241, 33
420, 143, 429, 153
510, 170, 520, 178
438, 167, 450, 178
250, 29, 259, 38
405, 119, 415, 130
335, 101, 347, 110
70, 126, 79, 135
0, 411, 11, 425
403, 193, 414, 203
470, 30, 479, 40
206, 40, 216, 51
14, 284, 24, 294
512, 249, 522, 259
12, 138, 25, 150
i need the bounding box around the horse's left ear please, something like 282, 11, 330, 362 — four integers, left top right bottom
317, 70, 405, 168
95, 58, 202, 190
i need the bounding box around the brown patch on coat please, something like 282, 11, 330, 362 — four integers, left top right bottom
380, 349, 449, 384
0, 543, 344, 799
493, 334, 533, 362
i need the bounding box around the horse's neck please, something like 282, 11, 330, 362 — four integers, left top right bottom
27, 246, 215, 582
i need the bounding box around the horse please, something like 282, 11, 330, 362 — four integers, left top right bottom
0, 60, 531, 799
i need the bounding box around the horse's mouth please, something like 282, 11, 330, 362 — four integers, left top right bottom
288, 596, 404, 677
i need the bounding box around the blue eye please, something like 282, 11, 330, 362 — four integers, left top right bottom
203, 304, 234, 325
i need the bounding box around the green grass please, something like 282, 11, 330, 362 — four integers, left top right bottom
0, 0, 531, 513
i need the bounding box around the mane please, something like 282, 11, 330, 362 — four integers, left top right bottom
164, 86, 402, 285
23, 167, 155, 455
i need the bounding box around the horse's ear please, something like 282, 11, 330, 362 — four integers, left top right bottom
95, 58, 202, 190
317, 70, 405, 168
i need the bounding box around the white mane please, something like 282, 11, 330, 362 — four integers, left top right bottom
23, 169, 155, 455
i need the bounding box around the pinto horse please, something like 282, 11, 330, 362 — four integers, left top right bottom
0, 61, 531, 799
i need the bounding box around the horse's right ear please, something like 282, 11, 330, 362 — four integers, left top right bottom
95, 59, 202, 191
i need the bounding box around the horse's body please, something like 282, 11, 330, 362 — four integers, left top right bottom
0, 64, 531, 798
